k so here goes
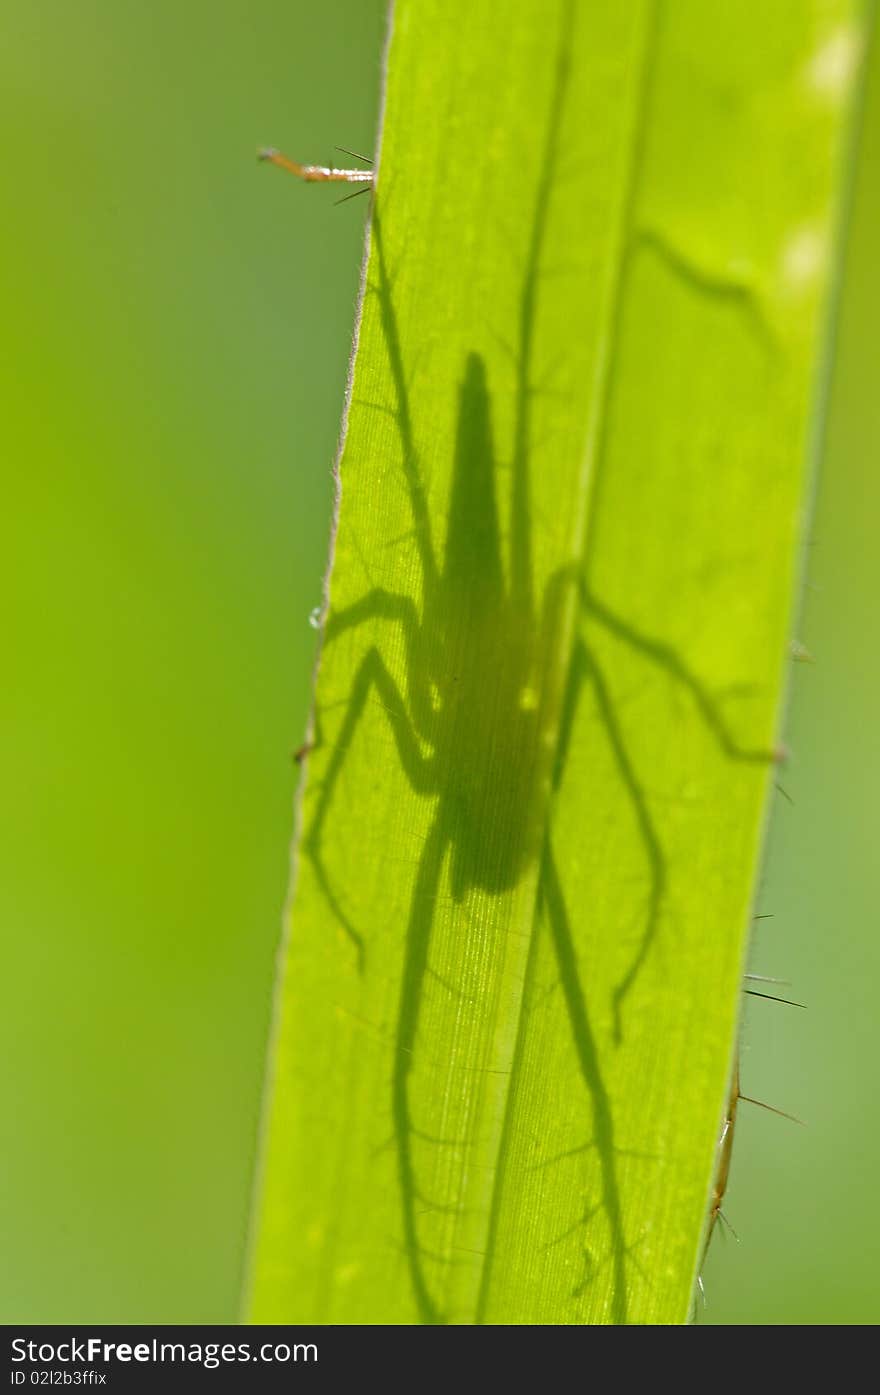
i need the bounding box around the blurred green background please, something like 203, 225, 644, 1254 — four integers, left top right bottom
1, 1, 876, 1324
1, 0, 387, 1322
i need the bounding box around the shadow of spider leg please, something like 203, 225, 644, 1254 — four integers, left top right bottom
547, 622, 666, 1047
584, 643, 666, 1045
582, 586, 778, 764
579, 584, 779, 1036
305, 595, 437, 968
541, 838, 630, 1323
531, 621, 653, 1321
392, 807, 450, 1325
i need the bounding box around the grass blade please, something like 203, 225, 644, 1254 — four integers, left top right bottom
248, 0, 870, 1323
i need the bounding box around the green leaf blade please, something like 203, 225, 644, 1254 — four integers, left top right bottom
248, 0, 869, 1324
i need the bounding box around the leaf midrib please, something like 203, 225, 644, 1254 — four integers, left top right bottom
472, 0, 660, 1324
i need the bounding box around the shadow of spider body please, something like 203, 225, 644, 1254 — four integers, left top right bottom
312, 348, 563, 905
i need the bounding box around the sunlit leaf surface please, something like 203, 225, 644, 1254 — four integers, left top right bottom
248, 0, 868, 1323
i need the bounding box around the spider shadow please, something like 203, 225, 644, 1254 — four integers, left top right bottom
300, 0, 775, 1324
